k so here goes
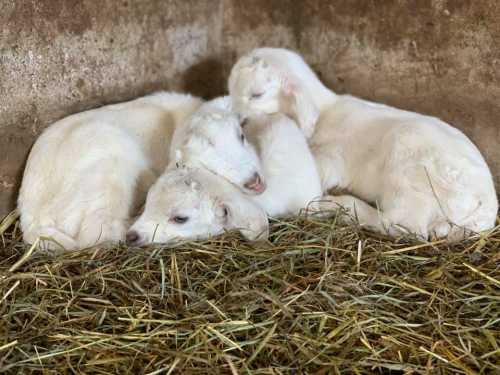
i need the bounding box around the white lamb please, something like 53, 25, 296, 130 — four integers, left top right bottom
168, 97, 267, 195
229, 47, 498, 240
175, 96, 323, 218
126, 97, 322, 246
125, 97, 270, 246
126, 165, 269, 247
19, 92, 203, 251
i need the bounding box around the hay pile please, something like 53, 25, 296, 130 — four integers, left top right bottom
1, 210, 499, 374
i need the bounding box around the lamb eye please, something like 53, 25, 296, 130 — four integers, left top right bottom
251, 92, 263, 99
223, 206, 229, 218
171, 216, 189, 224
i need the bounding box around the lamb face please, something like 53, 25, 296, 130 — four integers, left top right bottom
228, 51, 321, 138
176, 101, 266, 195
126, 167, 269, 247
228, 56, 283, 120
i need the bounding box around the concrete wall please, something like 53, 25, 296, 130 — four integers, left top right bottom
1, 0, 499, 217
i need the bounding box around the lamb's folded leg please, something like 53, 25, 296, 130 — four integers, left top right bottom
313, 194, 392, 235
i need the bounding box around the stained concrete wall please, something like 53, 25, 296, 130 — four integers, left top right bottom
1, 0, 499, 217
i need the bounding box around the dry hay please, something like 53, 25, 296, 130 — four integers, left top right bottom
0, 210, 499, 374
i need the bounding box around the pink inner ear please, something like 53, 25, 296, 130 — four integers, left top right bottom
280, 74, 296, 96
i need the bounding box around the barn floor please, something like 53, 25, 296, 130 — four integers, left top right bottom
0, 210, 499, 374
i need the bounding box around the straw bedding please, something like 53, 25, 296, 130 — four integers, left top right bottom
0, 210, 499, 374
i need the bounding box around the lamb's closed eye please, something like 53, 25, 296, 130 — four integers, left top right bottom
170, 215, 189, 224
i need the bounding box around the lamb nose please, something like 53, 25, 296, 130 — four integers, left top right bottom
244, 172, 266, 194
126, 230, 140, 245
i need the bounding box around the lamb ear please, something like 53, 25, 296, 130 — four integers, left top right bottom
281, 74, 319, 139
220, 197, 269, 241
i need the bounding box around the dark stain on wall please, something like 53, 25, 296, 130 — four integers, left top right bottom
182, 58, 225, 99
